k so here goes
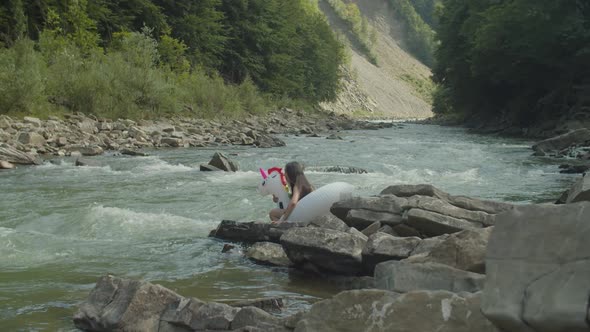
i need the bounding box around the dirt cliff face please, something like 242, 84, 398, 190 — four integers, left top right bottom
318, 0, 434, 119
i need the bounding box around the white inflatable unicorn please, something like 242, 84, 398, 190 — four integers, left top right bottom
258, 167, 355, 222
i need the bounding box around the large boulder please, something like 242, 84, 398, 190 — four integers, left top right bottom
330, 196, 407, 220
280, 227, 366, 275
294, 289, 499, 332
253, 134, 286, 148
532, 128, 590, 153
159, 299, 239, 331
565, 174, 590, 203
246, 242, 292, 267
210, 220, 305, 243
345, 209, 403, 230
67, 144, 104, 156
482, 202, 590, 332
375, 261, 485, 294
208, 152, 239, 172
405, 227, 493, 273
307, 214, 349, 232
73, 275, 183, 331
0, 160, 15, 169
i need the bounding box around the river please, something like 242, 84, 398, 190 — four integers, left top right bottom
0, 124, 576, 330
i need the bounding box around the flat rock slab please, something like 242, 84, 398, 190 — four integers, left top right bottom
532, 128, 590, 152
294, 289, 499, 332
566, 174, 590, 203
375, 261, 485, 294
246, 242, 292, 267
211, 220, 306, 243
405, 208, 482, 237
482, 202, 590, 332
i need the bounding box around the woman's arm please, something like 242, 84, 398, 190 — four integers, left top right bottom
280, 184, 301, 221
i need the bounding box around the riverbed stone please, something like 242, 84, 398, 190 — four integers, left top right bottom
532, 128, 590, 153
211, 220, 306, 243
66, 144, 104, 156
73, 275, 183, 332
208, 152, 239, 172
405, 208, 482, 237
482, 202, 590, 332
16, 131, 46, 146
294, 289, 499, 332
0, 160, 15, 169
280, 227, 366, 275
0, 144, 41, 164
565, 174, 590, 203
246, 242, 292, 267
23, 116, 42, 127
375, 261, 485, 294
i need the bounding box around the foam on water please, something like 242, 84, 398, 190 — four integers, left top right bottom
133, 156, 195, 174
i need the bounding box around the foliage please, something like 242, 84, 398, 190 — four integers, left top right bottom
433, 0, 590, 126
325, 0, 378, 65
387, 0, 436, 67
409, 0, 441, 29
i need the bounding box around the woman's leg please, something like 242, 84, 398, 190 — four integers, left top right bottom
269, 208, 284, 221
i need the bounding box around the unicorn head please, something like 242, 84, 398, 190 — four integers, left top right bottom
258, 167, 290, 210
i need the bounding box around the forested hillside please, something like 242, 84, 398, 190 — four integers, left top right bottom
0, 0, 345, 119
433, 0, 590, 129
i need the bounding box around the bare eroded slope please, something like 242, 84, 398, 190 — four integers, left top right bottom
319, 0, 433, 119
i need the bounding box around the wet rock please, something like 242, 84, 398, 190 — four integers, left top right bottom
565, 174, 590, 203
16, 131, 46, 146
326, 134, 343, 140
307, 166, 368, 174
405, 208, 482, 237
375, 261, 485, 294
230, 306, 287, 331
199, 164, 222, 172
208, 152, 239, 172
482, 202, 590, 332
226, 297, 284, 313
253, 134, 286, 148
532, 128, 590, 153
211, 220, 305, 243
294, 289, 498, 332
73, 275, 183, 331
120, 148, 149, 156
246, 242, 292, 267
0, 160, 15, 169
280, 227, 366, 276
559, 163, 589, 174
221, 244, 235, 253
66, 144, 104, 156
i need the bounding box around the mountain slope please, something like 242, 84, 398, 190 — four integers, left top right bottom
318, 0, 433, 119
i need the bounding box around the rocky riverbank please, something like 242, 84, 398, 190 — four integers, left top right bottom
72, 179, 590, 331
0, 109, 394, 169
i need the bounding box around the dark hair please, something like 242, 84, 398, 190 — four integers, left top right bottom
285, 161, 313, 199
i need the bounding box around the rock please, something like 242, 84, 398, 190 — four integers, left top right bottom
391, 224, 421, 237
160, 137, 183, 147
246, 242, 292, 267
347, 226, 368, 241
0, 144, 41, 164
67, 144, 104, 156
221, 244, 235, 253
294, 289, 499, 332
409, 234, 450, 256
405, 208, 482, 237
16, 131, 46, 146
532, 128, 590, 153
559, 163, 590, 174
307, 214, 349, 232
331, 196, 407, 220
380, 183, 449, 199
406, 195, 493, 225
187, 302, 239, 330
565, 174, 590, 203
326, 134, 343, 140
307, 166, 368, 174
376, 225, 395, 235
482, 202, 590, 332
362, 233, 421, 273
375, 261, 485, 294
208, 152, 239, 172
226, 298, 284, 313
199, 164, 222, 171
120, 148, 149, 156
360, 221, 381, 237
345, 209, 403, 230
159, 297, 205, 330
56, 136, 68, 147
230, 306, 287, 331
280, 227, 366, 275
253, 134, 286, 148
23, 116, 42, 127
0, 160, 15, 169
73, 275, 183, 331
0, 116, 11, 129
211, 220, 305, 243
405, 228, 492, 273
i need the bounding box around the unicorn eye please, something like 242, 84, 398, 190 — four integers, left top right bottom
262, 180, 266, 185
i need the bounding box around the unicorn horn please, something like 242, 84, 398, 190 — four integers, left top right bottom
259, 168, 268, 179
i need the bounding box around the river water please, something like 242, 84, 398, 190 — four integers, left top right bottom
0, 124, 576, 330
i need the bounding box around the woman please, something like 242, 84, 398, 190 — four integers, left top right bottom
269, 161, 314, 222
